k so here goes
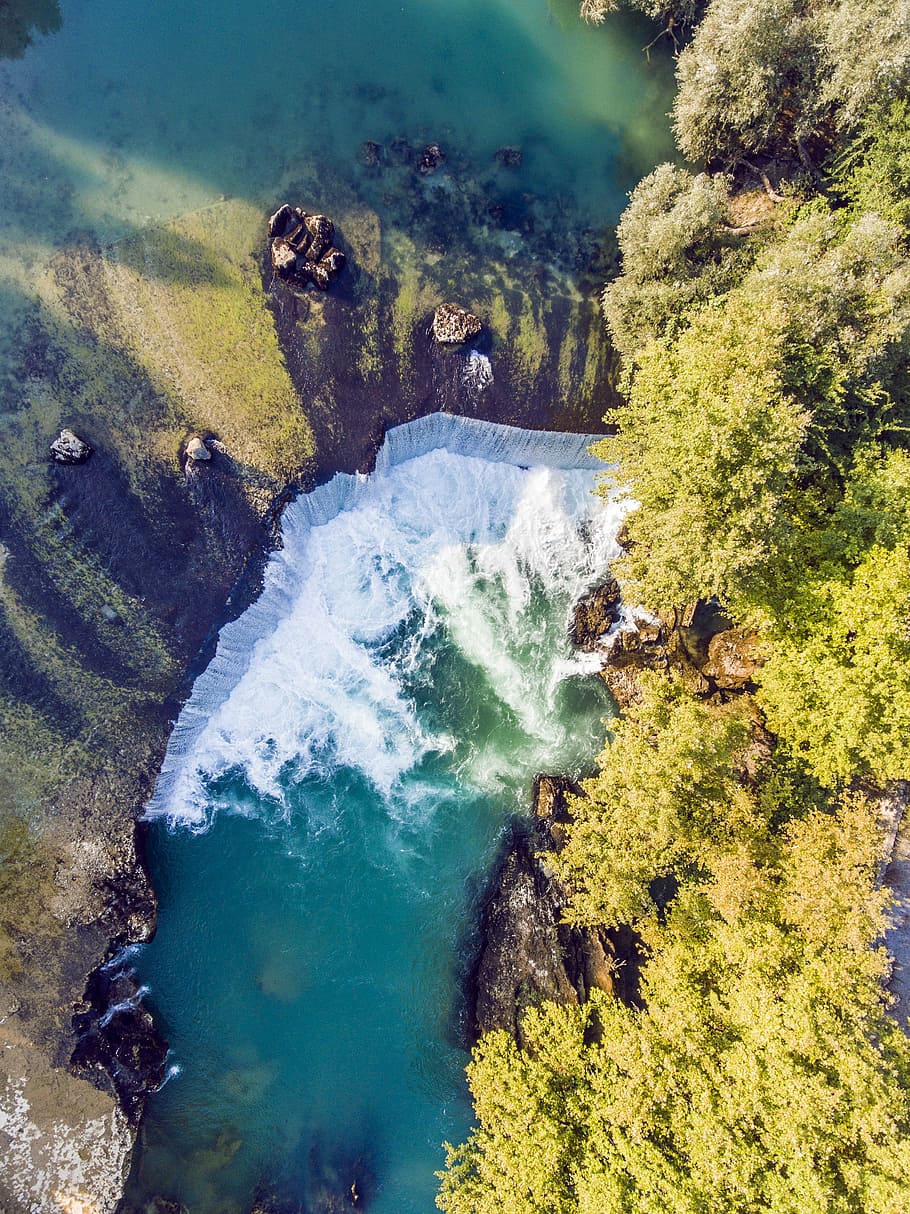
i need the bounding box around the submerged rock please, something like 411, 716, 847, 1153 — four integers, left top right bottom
495, 146, 523, 168
432, 303, 483, 345
359, 140, 382, 169
417, 142, 445, 174
50, 427, 93, 465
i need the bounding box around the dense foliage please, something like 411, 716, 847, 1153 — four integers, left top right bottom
441, 769, 910, 1214
439, 0, 910, 1209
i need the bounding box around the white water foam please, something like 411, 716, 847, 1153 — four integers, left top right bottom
147, 414, 626, 828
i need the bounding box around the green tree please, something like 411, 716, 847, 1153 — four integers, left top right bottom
757, 449, 910, 785
552, 674, 759, 928
834, 99, 910, 229
602, 164, 746, 357
674, 0, 820, 164
440, 798, 910, 1214
596, 291, 809, 610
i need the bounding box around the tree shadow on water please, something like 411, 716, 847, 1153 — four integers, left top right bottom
0, 0, 62, 60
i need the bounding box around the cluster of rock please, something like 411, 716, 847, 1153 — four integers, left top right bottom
70, 966, 168, 1125
570, 581, 763, 707
359, 138, 521, 173
269, 205, 346, 290
359, 139, 446, 174
50, 427, 92, 464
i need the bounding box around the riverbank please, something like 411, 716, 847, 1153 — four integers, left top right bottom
0, 162, 617, 1211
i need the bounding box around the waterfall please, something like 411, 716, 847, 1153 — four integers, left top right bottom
147, 414, 621, 828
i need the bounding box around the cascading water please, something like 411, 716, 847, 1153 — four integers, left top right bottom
128, 415, 627, 1212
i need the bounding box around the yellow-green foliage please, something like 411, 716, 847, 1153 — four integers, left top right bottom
553, 674, 760, 929
440, 764, 910, 1214
107, 200, 313, 481
757, 449, 910, 786
597, 291, 810, 610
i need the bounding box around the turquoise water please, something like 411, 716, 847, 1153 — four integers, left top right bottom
0, 0, 672, 273
127, 417, 627, 1211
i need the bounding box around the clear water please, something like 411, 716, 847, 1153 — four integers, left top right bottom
129, 416, 627, 1212
0, 0, 673, 271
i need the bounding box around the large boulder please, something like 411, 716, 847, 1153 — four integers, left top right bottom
185, 435, 211, 462
432, 303, 483, 345
267, 204, 295, 238
268, 205, 345, 291
702, 627, 763, 689
50, 428, 93, 465
303, 214, 334, 262
271, 239, 298, 278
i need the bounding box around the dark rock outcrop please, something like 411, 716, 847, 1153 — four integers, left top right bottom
71, 965, 168, 1125
50, 427, 93, 464
268, 206, 346, 291
570, 578, 621, 649
431, 303, 483, 345
303, 214, 334, 262
268, 204, 295, 238
472, 777, 640, 1042
417, 143, 445, 174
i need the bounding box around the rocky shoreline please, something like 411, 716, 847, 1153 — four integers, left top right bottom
0, 160, 617, 1213
465, 585, 763, 1045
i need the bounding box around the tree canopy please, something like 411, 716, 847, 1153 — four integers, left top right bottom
438, 2, 910, 1210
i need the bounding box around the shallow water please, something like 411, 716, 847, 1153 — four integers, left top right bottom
128, 417, 627, 1211
0, 0, 672, 272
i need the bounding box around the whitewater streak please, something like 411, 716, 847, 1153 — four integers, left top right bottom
147, 414, 626, 828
